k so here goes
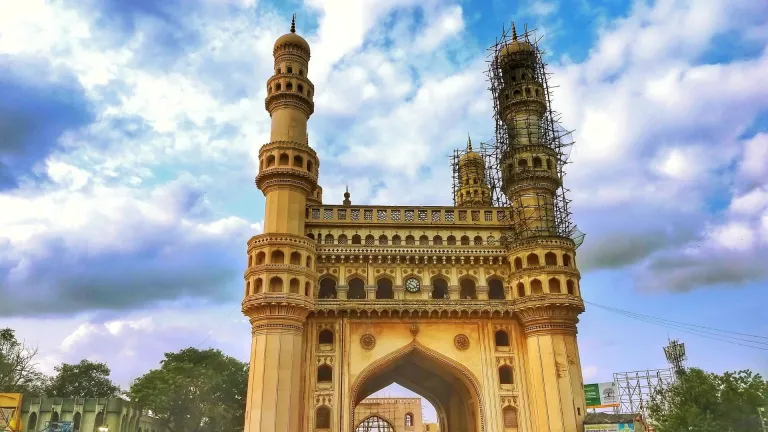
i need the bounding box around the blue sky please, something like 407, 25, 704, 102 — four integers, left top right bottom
2, 0, 768, 423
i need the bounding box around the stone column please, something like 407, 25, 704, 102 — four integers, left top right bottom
517, 301, 585, 432
448, 285, 460, 299
365, 285, 376, 299
394, 284, 405, 299
336, 284, 349, 300
476, 285, 489, 300
243, 297, 313, 432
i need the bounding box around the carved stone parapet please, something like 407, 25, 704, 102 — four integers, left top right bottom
509, 265, 581, 280
255, 166, 317, 194
242, 293, 314, 332
503, 170, 562, 189
265, 92, 314, 117
244, 264, 317, 280
259, 140, 319, 160
312, 299, 517, 319
515, 294, 584, 336
501, 96, 546, 117
248, 233, 318, 252
506, 236, 577, 253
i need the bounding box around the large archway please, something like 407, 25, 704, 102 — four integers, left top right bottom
350, 342, 484, 432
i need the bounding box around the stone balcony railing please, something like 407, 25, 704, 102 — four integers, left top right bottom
306, 205, 509, 226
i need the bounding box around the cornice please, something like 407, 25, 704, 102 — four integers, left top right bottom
259, 140, 319, 159
315, 245, 507, 256
244, 264, 318, 279
509, 265, 581, 280
265, 92, 314, 117
255, 167, 317, 194
310, 295, 584, 320
242, 292, 315, 320
247, 233, 318, 251
506, 236, 576, 251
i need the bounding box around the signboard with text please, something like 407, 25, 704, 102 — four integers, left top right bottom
584, 382, 619, 408
585, 423, 635, 432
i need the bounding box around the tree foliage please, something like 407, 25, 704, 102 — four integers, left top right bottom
0, 328, 47, 393
648, 368, 768, 432
46, 359, 121, 398
129, 347, 248, 432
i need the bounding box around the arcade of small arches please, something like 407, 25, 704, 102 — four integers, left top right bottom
308, 232, 503, 246
317, 274, 507, 300
244, 248, 315, 297
259, 147, 317, 176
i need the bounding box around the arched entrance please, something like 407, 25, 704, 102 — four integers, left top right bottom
350, 342, 484, 432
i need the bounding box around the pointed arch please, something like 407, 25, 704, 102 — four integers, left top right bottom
349, 340, 486, 432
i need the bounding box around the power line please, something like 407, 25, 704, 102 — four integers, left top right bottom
586, 301, 768, 351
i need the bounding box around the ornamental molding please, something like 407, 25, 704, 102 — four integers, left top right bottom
259, 140, 319, 159
316, 246, 506, 256
505, 236, 576, 251
256, 166, 318, 183
506, 143, 559, 157
242, 293, 314, 320
248, 233, 317, 251
244, 264, 317, 279
509, 265, 581, 280
256, 177, 315, 195
265, 92, 314, 116
272, 43, 310, 58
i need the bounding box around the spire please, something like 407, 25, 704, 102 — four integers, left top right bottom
467, 134, 472, 151
290, 14, 296, 33
343, 185, 351, 206
512, 22, 518, 40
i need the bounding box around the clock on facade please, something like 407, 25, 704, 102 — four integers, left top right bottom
405, 277, 421, 293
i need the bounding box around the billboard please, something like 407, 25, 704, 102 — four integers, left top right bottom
585, 424, 635, 432
584, 382, 619, 408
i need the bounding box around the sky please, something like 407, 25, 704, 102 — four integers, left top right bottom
1, 0, 768, 424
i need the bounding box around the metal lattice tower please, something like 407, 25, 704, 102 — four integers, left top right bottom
613, 368, 675, 419
663, 339, 687, 376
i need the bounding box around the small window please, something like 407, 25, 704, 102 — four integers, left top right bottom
298, 84, 304, 93
319, 329, 333, 345
287, 66, 293, 73
499, 365, 513, 385
276, 83, 281, 91
317, 364, 332, 382
286, 82, 293, 91
495, 330, 509, 347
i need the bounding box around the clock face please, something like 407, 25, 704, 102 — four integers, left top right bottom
405, 278, 421, 293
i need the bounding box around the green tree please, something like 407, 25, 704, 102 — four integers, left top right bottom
648, 368, 768, 432
46, 359, 121, 397
129, 347, 247, 432
0, 328, 48, 393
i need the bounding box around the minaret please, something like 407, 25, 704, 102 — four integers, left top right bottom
244, 15, 318, 432
456, 135, 492, 207
498, 24, 586, 432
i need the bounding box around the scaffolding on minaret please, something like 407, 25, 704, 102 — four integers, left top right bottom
449, 22, 585, 249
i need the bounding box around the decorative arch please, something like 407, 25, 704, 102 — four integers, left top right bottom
319, 277, 337, 299
348, 277, 366, 299
349, 341, 486, 432
430, 276, 449, 299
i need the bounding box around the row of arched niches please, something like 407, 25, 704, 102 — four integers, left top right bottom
257, 142, 319, 182
244, 237, 580, 299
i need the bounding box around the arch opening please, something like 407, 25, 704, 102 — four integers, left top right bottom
351, 342, 483, 432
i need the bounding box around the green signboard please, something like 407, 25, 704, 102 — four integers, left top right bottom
584, 382, 619, 408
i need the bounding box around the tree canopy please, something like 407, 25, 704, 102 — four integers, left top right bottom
46, 359, 121, 398
0, 328, 47, 393
648, 368, 768, 432
129, 347, 247, 432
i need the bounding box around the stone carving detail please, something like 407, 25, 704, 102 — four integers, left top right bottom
360, 333, 376, 350
409, 323, 420, 336
454, 334, 470, 350
556, 360, 569, 378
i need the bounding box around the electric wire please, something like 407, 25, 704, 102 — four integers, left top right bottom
585, 301, 768, 351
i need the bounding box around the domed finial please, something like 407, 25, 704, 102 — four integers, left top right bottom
290, 14, 296, 33
467, 133, 473, 151
512, 22, 518, 40
343, 185, 351, 206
